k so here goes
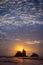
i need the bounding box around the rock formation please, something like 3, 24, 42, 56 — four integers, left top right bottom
15, 49, 27, 57
31, 53, 39, 57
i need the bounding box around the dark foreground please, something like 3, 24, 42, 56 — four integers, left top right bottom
0, 57, 43, 65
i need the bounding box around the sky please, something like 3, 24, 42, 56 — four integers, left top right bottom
0, 0, 43, 57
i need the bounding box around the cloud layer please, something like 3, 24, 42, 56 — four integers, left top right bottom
0, 0, 43, 56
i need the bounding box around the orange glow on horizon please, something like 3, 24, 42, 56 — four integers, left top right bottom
16, 46, 23, 52
15, 45, 25, 52
13, 44, 30, 53
12, 42, 35, 56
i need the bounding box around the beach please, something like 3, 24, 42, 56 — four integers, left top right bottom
0, 57, 43, 65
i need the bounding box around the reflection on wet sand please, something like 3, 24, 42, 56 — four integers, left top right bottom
0, 57, 43, 65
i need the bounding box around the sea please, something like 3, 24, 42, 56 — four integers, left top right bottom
0, 57, 43, 65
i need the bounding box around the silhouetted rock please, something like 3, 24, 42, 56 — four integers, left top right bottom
15, 51, 22, 57
22, 49, 26, 57
31, 53, 39, 57
15, 49, 27, 57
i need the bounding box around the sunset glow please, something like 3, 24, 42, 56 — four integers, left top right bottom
0, 0, 43, 57
12, 42, 28, 53
12, 43, 32, 55
11, 41, 38, 56
16, 46, 23, 52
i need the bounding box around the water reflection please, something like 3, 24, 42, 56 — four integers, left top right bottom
0, 57, 43, 65
8, 57, 43, 65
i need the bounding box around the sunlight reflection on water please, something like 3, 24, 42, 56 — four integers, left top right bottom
0, 57, 43, 65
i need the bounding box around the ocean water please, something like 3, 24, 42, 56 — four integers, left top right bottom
0, 57, 43, 65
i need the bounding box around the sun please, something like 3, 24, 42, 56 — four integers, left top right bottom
16, 46, 23, 52
14, 44, 24, 52
12, 43, 29, 54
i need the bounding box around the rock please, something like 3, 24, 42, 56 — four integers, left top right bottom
15, 49, 27, 57
31, 53, 39, 57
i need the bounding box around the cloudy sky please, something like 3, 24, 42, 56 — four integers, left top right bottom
0, 0, 43, 56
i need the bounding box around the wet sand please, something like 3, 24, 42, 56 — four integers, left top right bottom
0, 57, 43, 65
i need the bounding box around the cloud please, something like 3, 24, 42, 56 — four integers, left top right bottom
0, 30, 6, 35
0, 0, 43, 56
25, 40, 41, 44
0, 0, 8, 4
0, 0, 43, 41
0, 0, 43, 27
15, 38, 22, 41
0, 13, 43, 29
34, 40, 41, 44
